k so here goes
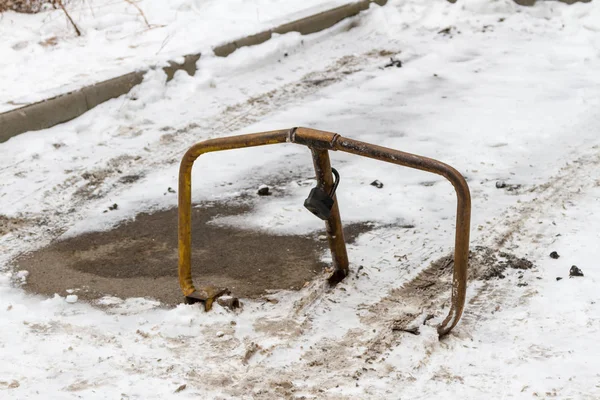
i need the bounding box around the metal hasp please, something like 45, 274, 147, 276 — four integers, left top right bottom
178, 127, 471, 336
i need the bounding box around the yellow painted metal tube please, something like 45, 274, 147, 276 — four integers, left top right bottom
178, 129, 290, 297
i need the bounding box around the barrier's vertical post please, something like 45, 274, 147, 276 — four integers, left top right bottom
310, 148, 349, 284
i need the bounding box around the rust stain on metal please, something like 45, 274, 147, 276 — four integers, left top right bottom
178, 127, 471, 336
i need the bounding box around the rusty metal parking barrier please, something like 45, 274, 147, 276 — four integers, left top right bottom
178, 127, 471, 336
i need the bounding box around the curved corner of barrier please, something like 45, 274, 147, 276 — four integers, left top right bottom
437, 167, 471, 338
176, 130, 292, 307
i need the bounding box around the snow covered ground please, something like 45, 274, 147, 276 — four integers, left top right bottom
0, 0, 348, 112
1, 0, 600, 398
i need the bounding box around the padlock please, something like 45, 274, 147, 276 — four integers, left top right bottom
304, 168, 340, 220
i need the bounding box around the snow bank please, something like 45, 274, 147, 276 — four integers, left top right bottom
0, 0, 348, 112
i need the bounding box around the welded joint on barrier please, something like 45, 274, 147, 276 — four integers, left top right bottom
286, 127, 297, 143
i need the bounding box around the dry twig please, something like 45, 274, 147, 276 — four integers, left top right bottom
123, 0, 150, 29
55, 0, 80, 36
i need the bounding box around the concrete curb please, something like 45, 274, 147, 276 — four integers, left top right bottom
214, 0, 387, 57
512, 0, 590, 5
0, 0, 387, 143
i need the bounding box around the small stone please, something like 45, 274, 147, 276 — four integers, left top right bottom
556, 277, 563, 281
65, 295, 78, 304
174, 384, 186, 393
216, 331, 225, 337
438, 26, 453, 35
569, 265, 584, 277
257, 185, 270, 196
217, 296, 241, 310
549, 251, 560, 259
108, 203, 118, 211
517, 282, 528, 287
495, 180, 506, 189
318, 235, 327, 241
370, 180, 384, 189
384, 57, 402, 68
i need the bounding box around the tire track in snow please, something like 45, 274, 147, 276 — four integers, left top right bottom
461, 145, 600, 329
202, 147, 600, 398
351, 147, 600, 369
